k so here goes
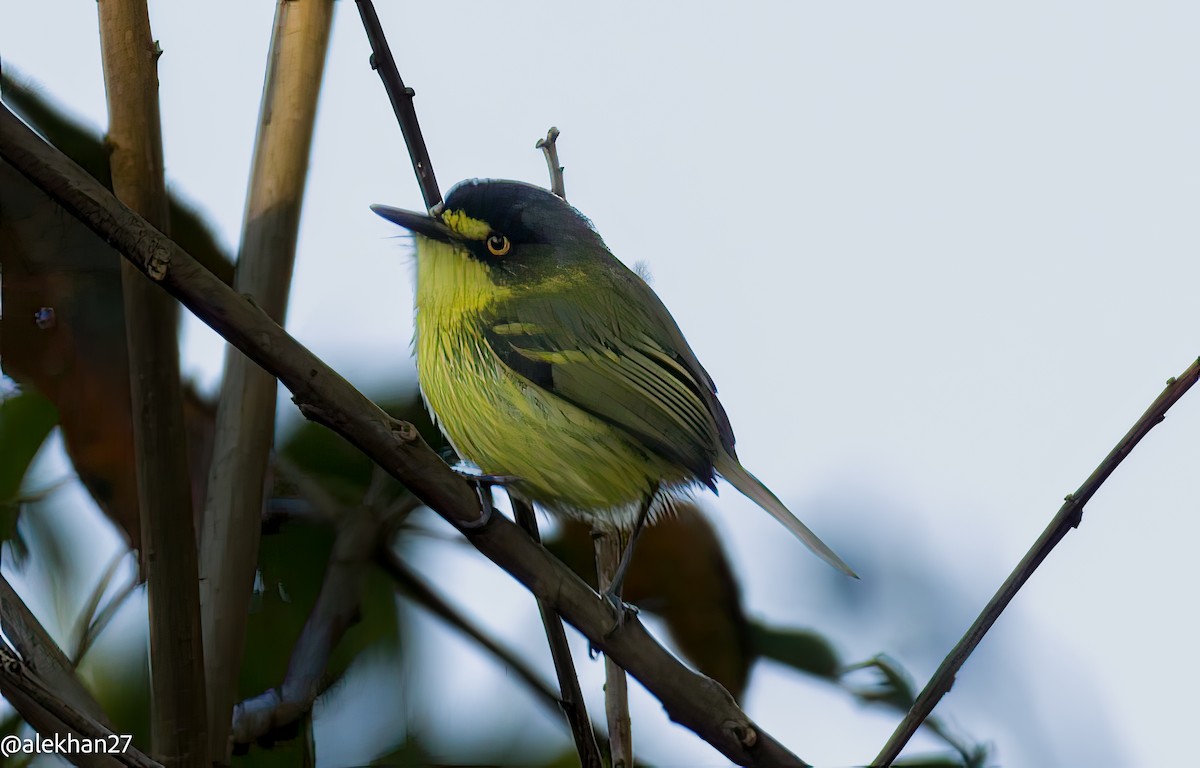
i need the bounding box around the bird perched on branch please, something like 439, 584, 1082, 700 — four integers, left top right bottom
373, 179, 855, 584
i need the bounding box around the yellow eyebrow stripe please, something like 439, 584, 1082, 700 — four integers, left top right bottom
441, 209, 491, 240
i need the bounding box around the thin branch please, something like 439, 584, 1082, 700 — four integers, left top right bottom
200, 2, 334, 759
872, 358, 1200, 766
0, 104, 808, 766
354, 1, 442, 211
271, 461, 588, 738
229, 475, 399, 749
376, 545, 573, 724
594, 528, 633, 768
96, 2, 208, 764
536, 127, 566, 199
74, 576, 139, 668
68, 551, 129, 664
512, 498, 602, 768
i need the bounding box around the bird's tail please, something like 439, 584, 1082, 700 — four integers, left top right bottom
716, 453, 858, 578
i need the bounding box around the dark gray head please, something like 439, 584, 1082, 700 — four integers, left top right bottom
372, 179, 607, 270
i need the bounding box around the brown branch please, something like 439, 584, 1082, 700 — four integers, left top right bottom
354, 1, 442, 211
200, 2, 334, 760
96, 2, 208, 764
872, 359, 1200, 766
230, 499, 379, 749
0, 103, 808, 767
234, 466, 583, 749
512, 498, 602, 768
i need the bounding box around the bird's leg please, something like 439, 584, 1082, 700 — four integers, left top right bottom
604, 494, 653, 605
451, 467, 521, 486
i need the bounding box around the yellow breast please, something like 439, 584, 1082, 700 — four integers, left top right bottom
412, 238, 684, 525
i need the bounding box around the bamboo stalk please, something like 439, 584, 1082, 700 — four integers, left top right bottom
95, 2, 208, 765
198, 2, 334, 761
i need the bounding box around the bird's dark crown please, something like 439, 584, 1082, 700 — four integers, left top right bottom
441, 179, 601, 248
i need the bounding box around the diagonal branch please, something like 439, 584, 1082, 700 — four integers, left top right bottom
872, 359, 1200, 766
0, 103, 807, 768
377, 545, 572, 725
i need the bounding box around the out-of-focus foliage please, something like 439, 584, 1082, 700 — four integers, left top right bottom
0, 391, 57, 545
0, 70, 234, 551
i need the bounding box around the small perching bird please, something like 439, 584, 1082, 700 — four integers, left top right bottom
373, 179, 856, 580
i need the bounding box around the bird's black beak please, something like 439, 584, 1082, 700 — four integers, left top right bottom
370, 204, 460, 244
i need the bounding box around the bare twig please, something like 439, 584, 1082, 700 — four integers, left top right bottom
872, 359, 1200, 766
354, 1, 442, 211
536, 127, 566, 199
377, 545, 572, 723
68, 551, 129, 664
96, 2, 208, 763
230, 506, 377, 749
593, 528, 633, 768
230, 474, 400, 749
200, 2, 334, 759
512, 498, 602, 768
0, 105, 809, 766
75, 576, 139, 667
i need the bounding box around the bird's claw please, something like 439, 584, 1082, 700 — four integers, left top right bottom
453, 472, 522, 530
453, 468, 520, 487
586, 592, 637, 657
600, 589, 638, 638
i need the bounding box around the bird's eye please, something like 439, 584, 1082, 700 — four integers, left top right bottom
486, 233, 511, 257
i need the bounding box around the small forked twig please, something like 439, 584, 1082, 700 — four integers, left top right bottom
536, 126, 566, 199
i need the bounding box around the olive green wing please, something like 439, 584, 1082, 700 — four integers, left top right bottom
483, 272, 731, 487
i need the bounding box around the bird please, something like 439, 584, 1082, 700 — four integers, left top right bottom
372, 179, 856, 580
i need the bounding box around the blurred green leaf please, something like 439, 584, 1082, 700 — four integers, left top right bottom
0, 391, 57, 540
844, 654, 918, 710
843, 655, 989, 766
747, 622, 842, 681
